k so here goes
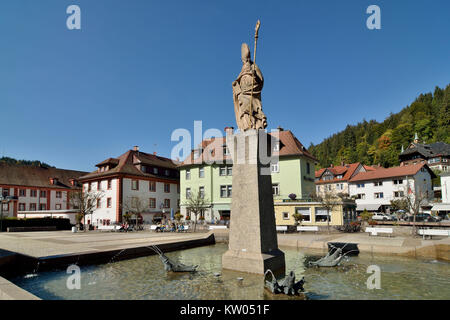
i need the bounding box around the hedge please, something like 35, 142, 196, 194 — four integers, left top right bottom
0, 217, 72, 232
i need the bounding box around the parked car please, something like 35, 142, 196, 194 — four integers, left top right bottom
372, 212, 394, 221
407, 213, 442, 222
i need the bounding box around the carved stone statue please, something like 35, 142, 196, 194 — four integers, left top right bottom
264, 270, 305, 296
232, 43, 267, 131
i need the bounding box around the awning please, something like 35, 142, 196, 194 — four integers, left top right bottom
431, 203, 450, 211
356, 204, 381, 211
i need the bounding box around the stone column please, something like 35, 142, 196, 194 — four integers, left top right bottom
222, 129, 285, 277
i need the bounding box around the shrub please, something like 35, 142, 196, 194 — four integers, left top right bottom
368, 220, 378, 226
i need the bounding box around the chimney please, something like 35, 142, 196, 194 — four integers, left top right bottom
277, 126, 284, 131
153, 152, 157, 155
133, 146, 139, 152
224, 126, 234, 136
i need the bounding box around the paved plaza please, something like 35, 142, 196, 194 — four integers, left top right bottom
0, 230, 212, 259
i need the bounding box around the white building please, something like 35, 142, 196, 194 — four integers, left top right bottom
79, 147, 180, 226
431, 172, 450, 218
0, 163, 86, 222
348, 163, 435, 213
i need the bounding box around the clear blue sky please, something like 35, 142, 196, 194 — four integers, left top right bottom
1, 0, 449, 172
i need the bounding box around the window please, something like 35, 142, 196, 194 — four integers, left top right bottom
2, 203, 9, 211
394, 191, 404, 198
357, 183, 365, 188
282, 212, 290, 220
97, 181, 102, 190
149, 181, 156, 192
107, 198, 112, 208
164, 183, 170, 193
29, 203, 36, 211
272, 184, 280, 196
40, 190, 47, 198
199, 186, 205, 199
393, 179, 403, 185
56, 191, 62, 198
186, 169, 191, 180
39, 204, 46, 210
356, 193, 366, 200
186, 188, 191, 199
317, 186, 321, 192
153, 167, 159, 175
374, 181, 383, 186
219, 165, 232, 176
55, 204, 61, 210
96, 199, 101, 208
88, 182, 92, 191
107, 179, 112, 190
19, 189, 26, 197
149, 198, 156, 209
223, 145, 230, 155
336, 175, 343, 179
1, 188, 9, 197
271, 162, 279, 173
199, 167, 205, 178
220, 185, 232, 198
374, 192, 384, 199
131, 180, 139, 190
307, 162, 311, 175
336, 183, 344, 190
296, 207, 311, 222
315, 207, 329, 222
164, 199, 170, 208
165, 169, 170, 176
18, 203, 25, 211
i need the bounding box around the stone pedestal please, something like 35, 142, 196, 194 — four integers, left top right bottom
222, 129, 285, 277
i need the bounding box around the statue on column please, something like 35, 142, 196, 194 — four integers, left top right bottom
232, 21, 267, 131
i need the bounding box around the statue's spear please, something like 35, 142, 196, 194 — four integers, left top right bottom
249, 20, 260, 129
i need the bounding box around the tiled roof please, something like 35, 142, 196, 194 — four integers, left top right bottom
80, 150, 179, 181
0, 163, 87, 189
349, 163, 436, 182
400, 142, 450, 158
179, 130, 318, 167
315, 162, 362, 184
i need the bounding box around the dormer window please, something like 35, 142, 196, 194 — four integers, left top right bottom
49, 178, 58, 185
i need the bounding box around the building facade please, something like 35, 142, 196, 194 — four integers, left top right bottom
399, 135, 450, 172
79, 147, 180, 226
315, 162, 380, 196
0, 163, 86, 222
348, 163, 436, 213
274, 200, 357, 227
179, 128, 318, 222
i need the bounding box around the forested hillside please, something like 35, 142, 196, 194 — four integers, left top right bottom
309, 84, 450, 169
0, 157, 54, 168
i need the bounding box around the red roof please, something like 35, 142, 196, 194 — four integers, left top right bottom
315, 162, 362, 184
349, 163, 435, 182
80, 150, 179, 181
180, 130, 317, 167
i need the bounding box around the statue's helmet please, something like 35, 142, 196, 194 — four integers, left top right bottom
241, 43, 251, 63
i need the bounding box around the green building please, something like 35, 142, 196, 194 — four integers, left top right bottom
178, 128, 318, 222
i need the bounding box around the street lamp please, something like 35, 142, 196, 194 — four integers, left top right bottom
0, 195, 18, 232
